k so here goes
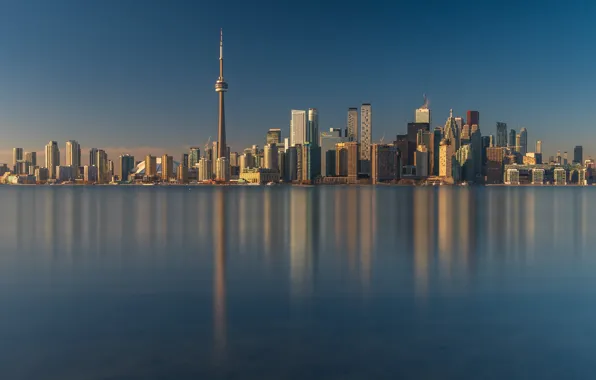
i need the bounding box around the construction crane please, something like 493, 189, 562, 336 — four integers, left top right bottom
379, 132, 385, 144
204, 136, 211, 157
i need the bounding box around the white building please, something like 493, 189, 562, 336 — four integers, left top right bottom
45, 141, 60, 179
505, 168, 520, 185
65, 140, 81, 170
554, 168, 566, 185
532, 169, 544, 184
198, 158, 213, 181
290, 110, 306, 147
307, 108, 318, 145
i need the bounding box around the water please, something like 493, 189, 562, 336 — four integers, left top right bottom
1, 185, 596, 379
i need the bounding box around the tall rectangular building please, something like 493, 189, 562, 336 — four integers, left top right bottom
264, 143, 279, 171
290, 110, 307, 147
89, 148, 98, 166
266, 128, 282, 145
320, 129, 343, 176
467, 110, 479, 127
536, 140, 542, 154
145, 155, 157, 178
415, 107, 430, 124
372, 144, 399, 184
161, 154, 173, 180
65, 140, 81, 169
574, 146, 583, 164
347, 108, 358, 142
189, 147, 200, 167
12, 148, 23, 173
119, 154, 135, 182
96, 149, 108, 183
307, 108, 319, 146
360, 103, 372, 174
496, 122, 507, 147
45, 141, 60, 179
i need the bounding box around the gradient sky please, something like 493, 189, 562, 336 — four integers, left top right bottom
1, 0, 595, 164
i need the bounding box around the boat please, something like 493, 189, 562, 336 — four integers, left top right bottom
266, 182, 277, 186
142, 183, 156, 186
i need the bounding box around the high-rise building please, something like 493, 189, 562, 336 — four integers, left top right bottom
189, 147, 200, 167
394, 134, 410, 168
108, 160, 114, 177
574, 146, 583, 165
96, 149, 108, 183
45, 141, 60, 179
290, 110, 307, 147
460, 124, 471, 145
467, 110, 479, 127
372, 144, 399, 183
414, 145, 429, 178
536, 140, 542, 154
486, 147, 505, 184
320, 129, 343, 176
439, 138, 455, 179
415, 96, 431, 124
444, 109, 460, 151
119, 154, 135, 182
266, 128, 282, 145
89, 148, 98, 166
307, 109, 319, 146
229, 152, 238, 167
278, 150, 286, 180
454, 117, 464, 136
198, 158, 212, 181
470, 126, 482, 180
24, 152, 37, 168
264, 143, 279, 171
360, 103, 372, 174
335, 143, 349, 177
508, 129, 516, 148
563, 152, 568, 165
407, 123, 430, 147
432, 127, 442, 176
347, 142, 360, 183
12, 148, 23, 173
515, 134, 521, 153
301, 142, 321, 182
65, 140, 81, 169
214, 29, 229, 181
347, 108, 358, 142
496, 122, 507, 147
519, 128, 528, 155
455, 144, 474, 182
161, 154, 173, 180
145, 155, 157, 178
284, 146, 297, 182
181, 153, 189, 168
83, 165, 97, 183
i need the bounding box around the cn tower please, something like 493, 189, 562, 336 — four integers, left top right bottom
214, 29, 229, 181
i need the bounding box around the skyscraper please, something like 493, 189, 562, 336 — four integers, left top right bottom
415, 96, 431, 124
266, 128, 282, 145
161, 154, 173, 180
89, 148, 98, 166
574, 146, 583, 164
347, 108, 358, 142
214, 29, 229, 181
12, 148, 23, 173
496, 122, 507, 147
307, 108, 319, 146
96, 149, 108, 183
45, 141, 60, 179
189, 147, 201, 167
444, 109, 460, 151
145, 155, 157, 178
508, 129, 516, 148
24, 152, 37, 167
320, 129, 343, 176
360, 103, 372, 174
290, 110, 307, 147
264, 144, 279, 171
119, 154, 135, 182
181, 153, 189, 168
372, 144, 399, 184
536, 140, 542, 154
65, 140, 81, 169
467, 110, 479, 127
519, 128, 528, 156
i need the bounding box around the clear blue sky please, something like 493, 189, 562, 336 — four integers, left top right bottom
1, 0, 595, 163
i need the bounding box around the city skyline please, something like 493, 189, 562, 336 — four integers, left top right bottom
1, 1, 596, 162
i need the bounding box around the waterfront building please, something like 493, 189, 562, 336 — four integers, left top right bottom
278, 150, 286, 180
536, 140, 542, 154
24, 152, 37, 167
35, 167, 49, 183
470, 125, 482, 180
486, 147, 505, 184
239, 168, 280, 184
505, 168, 520, 185
301, 142, 320, 182
89, 148, 98, 167
45, 141, 60, 179
438, 138, 455, 179
371, 144, 399, 184
455, 144, 474, 182
177, 165, 188, 183
307, 108, 319, 145
119, 154, 135, 182
189, 147, 200, 167
83, 165, 97, 183
360, 103, 372, 174
579, 168, 587, 185
554, 168, 567, 185
335, 143, 348, 177
161, 154, 173, 180
284, 146, 297, 182
532, 169, 545, 184
145, 155, 157, 179
216, 157, 230, 181
56, 166, 75, 182
97, 150, 108, 183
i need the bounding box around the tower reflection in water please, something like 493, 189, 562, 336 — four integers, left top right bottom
213, 189, 227, 360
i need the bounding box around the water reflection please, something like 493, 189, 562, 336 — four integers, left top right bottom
213, 189, 227, 359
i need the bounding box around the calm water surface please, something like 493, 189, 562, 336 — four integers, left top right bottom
1, 186, 596, 379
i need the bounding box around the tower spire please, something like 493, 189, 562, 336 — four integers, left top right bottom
219, 28, 223, 60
